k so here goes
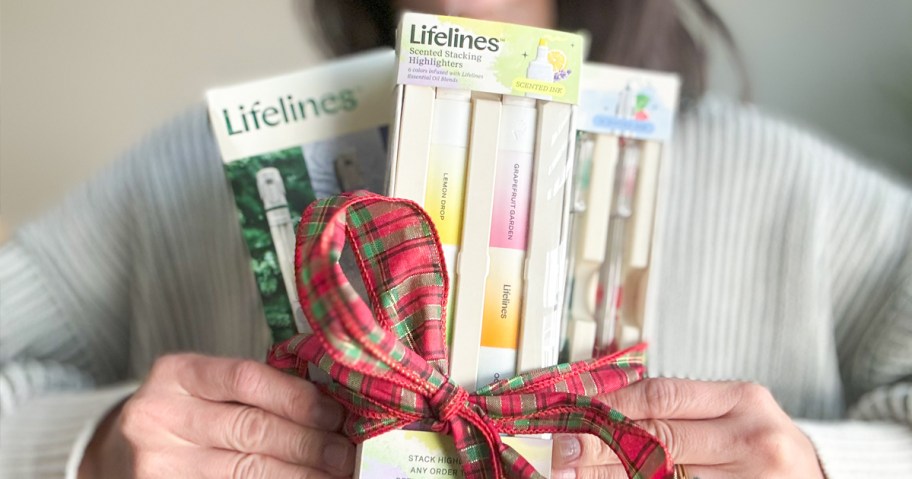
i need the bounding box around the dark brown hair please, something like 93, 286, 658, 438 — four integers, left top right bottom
305, 0, 747, 106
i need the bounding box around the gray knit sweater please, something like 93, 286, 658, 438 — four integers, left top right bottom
1, 98, 910, 478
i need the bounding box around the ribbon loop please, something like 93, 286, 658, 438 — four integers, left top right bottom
267, 192, 674, 479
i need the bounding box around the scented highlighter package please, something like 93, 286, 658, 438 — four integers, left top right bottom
561, 64, 681, 363
206, 50, 395, 345
386, 12, 582, 391
360, 13, 583, 479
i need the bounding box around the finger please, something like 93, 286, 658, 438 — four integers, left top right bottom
144, 447, 340, 479
633, 418, 735, 466
596, 378, 744, 420
166, 396, 354, 476
554, 417, 738, 470
553, 434, 618, 469
151, 354, 344, 430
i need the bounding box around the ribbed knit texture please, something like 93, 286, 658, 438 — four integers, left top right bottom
1, 98, 909, 478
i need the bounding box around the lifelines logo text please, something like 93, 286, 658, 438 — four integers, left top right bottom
222, 89, 357, 136
409, 24, 500, 52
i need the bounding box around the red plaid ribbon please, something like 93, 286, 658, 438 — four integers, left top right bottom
267, 191, 672, 479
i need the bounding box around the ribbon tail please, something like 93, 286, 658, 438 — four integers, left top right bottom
267, 334, 315, 375
496, 444, 548, 479
447, 410, 510, 479
477, 343, 648, 398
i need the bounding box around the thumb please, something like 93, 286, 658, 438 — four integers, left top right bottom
552, 434, 620, 470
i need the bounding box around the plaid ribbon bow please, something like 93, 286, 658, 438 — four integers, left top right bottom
267, 191, 672, 479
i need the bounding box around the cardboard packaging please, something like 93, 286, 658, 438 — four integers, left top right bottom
206, 50, 395, 343
562, 63, 681, 362
360, 13, 587, 479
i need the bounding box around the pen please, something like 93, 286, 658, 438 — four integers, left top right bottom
592, 137, 639, 356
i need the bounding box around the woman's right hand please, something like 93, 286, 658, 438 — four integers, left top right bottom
79, 353, 354, 479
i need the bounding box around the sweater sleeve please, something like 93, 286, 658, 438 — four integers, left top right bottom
799, 138, 912, 476
0, 111, 144, 477
0, 106, 269, 479
801, 272, 912, 477
0, 240, 136, 479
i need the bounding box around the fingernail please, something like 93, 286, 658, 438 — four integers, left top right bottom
552, 469, 577, 479
323, 440, 355, 475
556, 435, 582, 462
314, 397, 344, 430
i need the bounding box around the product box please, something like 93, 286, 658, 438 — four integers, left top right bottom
562, 63, 680, 362
358, 13, 585, 479
206, 49, 395, 343
386, 12, 583, 391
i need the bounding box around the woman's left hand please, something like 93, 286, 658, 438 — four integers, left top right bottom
550, 378, 825, 478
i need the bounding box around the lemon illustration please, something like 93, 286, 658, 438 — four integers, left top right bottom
547, 50, 566, 71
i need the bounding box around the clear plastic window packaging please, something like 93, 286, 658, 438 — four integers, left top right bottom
372, 13, 585, 479
386, 13, 583, 390
562, 64, 681, 363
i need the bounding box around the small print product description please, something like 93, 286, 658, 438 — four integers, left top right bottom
396, 13, 583, 104
476, 99, 536, 387
354, 429, 552, 479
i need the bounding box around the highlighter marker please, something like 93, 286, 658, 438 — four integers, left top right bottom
392, 85, 435, 203
392, 86, 472, 344
449, 96, 503, 390
518, 101, 574, 373
477, 95, 537, 387
427, 88, 473, 344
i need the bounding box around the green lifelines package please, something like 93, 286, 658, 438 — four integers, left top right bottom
206, 49, 395, 342
397, 12, 582, 103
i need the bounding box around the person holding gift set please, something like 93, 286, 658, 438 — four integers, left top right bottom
1, 1, 909, 478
